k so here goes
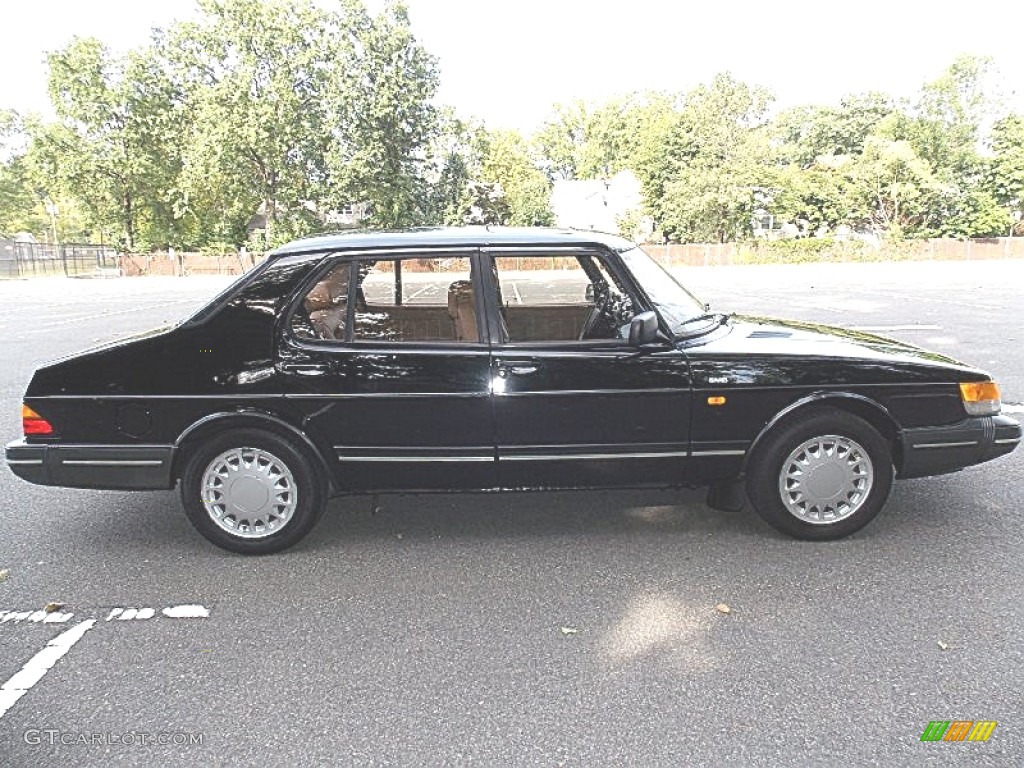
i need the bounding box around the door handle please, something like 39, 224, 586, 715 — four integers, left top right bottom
498, 361, 540, 376
279, 362, 330, 376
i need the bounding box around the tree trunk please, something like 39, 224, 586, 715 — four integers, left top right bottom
123, 191, 135, 251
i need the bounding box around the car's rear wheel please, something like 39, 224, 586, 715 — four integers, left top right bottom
745, 408, 893, 540
180, 429, 326, 554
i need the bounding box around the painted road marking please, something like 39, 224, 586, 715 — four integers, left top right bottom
0, 619, 96, 719
1003, 405, 1024, 414
0, 604, 211, 721
1, 604, 210, 625
0, 611, 75, 624
161, 604, 210, 618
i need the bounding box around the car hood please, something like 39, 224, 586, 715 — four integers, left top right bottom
688, 315, 984, 374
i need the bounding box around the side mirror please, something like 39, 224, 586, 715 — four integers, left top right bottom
628, 311, 659, 345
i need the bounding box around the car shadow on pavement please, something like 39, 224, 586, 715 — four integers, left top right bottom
311, 487, 771, 548
38, 470, 1007, 559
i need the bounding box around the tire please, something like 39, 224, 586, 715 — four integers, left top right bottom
745, 407, 893, 540
180, 429, 327, 554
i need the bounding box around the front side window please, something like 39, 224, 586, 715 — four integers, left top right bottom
353, 255, 478, 343
491, 253, 635, 343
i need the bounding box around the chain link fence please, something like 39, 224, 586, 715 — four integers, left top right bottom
0, 241, 120, 278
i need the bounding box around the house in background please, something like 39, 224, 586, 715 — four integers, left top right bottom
245, 201, 371, 243
550, 169, 652, 240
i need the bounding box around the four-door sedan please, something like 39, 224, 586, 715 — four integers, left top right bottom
5, 227, 1021, 553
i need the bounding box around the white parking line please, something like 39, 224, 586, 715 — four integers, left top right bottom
0, 619, 96, 719
0, 604, 211, 720
0, 610, 74, 624
1003, 405, 1024, 414
2, 604, 210, 625
161, 604, 210, 618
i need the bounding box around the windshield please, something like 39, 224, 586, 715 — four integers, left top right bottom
619, 247, 707, 334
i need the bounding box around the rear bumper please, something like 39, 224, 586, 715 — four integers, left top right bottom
899, 414, 1022, 479
5, 440, 175, 490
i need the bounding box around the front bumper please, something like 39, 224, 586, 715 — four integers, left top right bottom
899, 414, 1022, 479
5, 440, 175, 490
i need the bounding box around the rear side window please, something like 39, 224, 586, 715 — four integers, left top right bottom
290, 262, 352, 341
290, 254, 480, 344
354, 256, 478, 343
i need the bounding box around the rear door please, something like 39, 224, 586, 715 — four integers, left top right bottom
482, 247, 692, 489
277, 248, 496, 491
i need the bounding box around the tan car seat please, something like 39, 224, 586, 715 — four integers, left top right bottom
446, 280, 478, 342
305, 266, 350, 340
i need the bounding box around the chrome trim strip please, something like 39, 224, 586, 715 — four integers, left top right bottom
691, 382, 967, 391
273, 245, 482, 259
500, 451, 689, 461
499, 388, 683, 397
335, 454, 493, 463
911, 441, 979, 450
286, 392, 487, 400
61, 459, 165, 467
29, 393, 490, 400
301, 345, 491, 355
994, 437, 1021, 445
41, 443, 170, 450
690, 449, 747, 457
6, 459, 43, 465
29, 395, 278, 400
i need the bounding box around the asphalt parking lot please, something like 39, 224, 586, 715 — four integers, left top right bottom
0, 259, 1022, 767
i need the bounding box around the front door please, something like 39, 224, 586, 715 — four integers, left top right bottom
277, 248, 495, 491
482, 247, 692, 489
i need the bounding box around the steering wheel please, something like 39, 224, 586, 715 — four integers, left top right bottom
579, 284, 614, 341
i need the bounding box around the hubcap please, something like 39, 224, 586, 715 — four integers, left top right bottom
201, 447, 298, 539
778, 434, 874, 525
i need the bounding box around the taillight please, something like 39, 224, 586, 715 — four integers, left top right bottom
959, 381, 1001, 416
21, 404, 54, 435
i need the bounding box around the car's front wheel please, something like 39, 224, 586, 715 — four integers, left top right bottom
745, 408, 894, 540
180, 429, 327, 554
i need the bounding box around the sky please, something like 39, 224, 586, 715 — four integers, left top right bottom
1, 0, 1022, 132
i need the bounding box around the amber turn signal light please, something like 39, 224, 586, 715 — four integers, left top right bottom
21, 404, 54, 436
707, 396, 726, 406
959, 381, 1000, 416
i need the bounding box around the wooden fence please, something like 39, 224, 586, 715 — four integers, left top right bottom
114, 237, 1024, 276
643, 237, 1024, 267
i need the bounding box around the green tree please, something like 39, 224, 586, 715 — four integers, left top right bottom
535, 101, 591, 181
656, 74, 772, 241
326, 0, 440, 229
899, 55, 1005, 236
990, 115, 1024, 232
767, 161, 851, 235
27, 38, 183, 249
844, 136, 940, 239
423, 111, 488, 225
0, 111, 46, 237
479, 130, 552, 226
167, 0, 342, 248
774, 92, 896, 167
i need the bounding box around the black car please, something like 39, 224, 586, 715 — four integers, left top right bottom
5, 227, 1021, 553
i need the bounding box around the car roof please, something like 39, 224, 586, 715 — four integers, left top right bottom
268, 226, 635, 257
